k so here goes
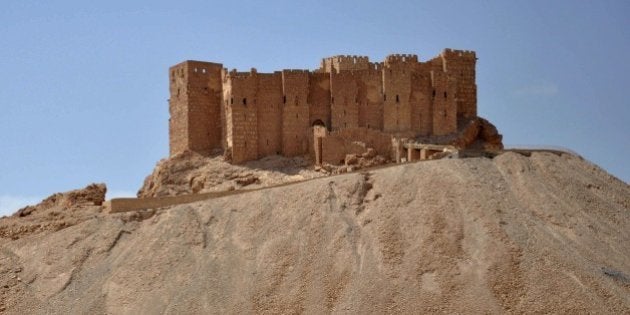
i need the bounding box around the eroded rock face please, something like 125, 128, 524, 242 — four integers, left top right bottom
15, 183, 106, 218
1, 183, 106, 240
451, 117, 504, 151
138, 151, 325, 198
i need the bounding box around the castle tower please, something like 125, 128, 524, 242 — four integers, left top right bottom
430, 70, 457, 135
330, 70, 359, 130
382, 54, 418, 133
224, 69, 259, 163
441, 49, 477, 120
168, 61, 224, 156
281, 70, 310, 156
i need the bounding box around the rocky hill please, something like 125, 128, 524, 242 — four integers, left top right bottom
0, 152, 628, 313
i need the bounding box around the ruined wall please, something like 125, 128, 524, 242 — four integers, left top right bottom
169, 61, 223, 156
256, 73, 283, 157
441, 49, 477, 119
318, 127, 397, 164
281, 70, 310, 156
226, 71, 259, 163
330, 128, 394, 160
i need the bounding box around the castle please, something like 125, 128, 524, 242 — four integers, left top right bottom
169, 49, 493, 165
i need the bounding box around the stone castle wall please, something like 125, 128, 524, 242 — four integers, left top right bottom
168, 49, 478, 164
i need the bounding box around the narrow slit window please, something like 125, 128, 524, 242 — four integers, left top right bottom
396, 95, 400, 103
243, 98, 247, 105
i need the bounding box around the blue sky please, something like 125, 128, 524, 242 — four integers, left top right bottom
1, 1, 628, 215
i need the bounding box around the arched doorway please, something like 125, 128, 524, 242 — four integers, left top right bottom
311, 119, 326, 128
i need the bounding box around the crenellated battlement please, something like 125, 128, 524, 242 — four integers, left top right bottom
281, 69, 310, 74
226, 68, 258, 79
442, 48, 476, 59
321, 55, 370, 73
384, 54, 419, 64
327, 55, 370, 64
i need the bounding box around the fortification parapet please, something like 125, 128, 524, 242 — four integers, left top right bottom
442, 48, 476, 60
226, 68, 260, 79
282, 69, 310, 74
321, 55, 370, 73
384, 54, 419, 65
368, 62, 383, 72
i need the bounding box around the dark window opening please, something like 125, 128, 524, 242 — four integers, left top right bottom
266, 139, 269, 145
396, 94, 400, 103
383, 94, 387, 101
444, 92, 447, 99
283, 95, 286, 104
230, 97, 234, 105
243, 98, 247, 105
432, 89, 436, 98
367, 124, 371, 128
331, 97, 334, 104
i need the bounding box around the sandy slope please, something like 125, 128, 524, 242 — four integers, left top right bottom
1, 152, 628, 313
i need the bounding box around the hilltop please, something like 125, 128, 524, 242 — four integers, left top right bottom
0, 152, 628, 313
